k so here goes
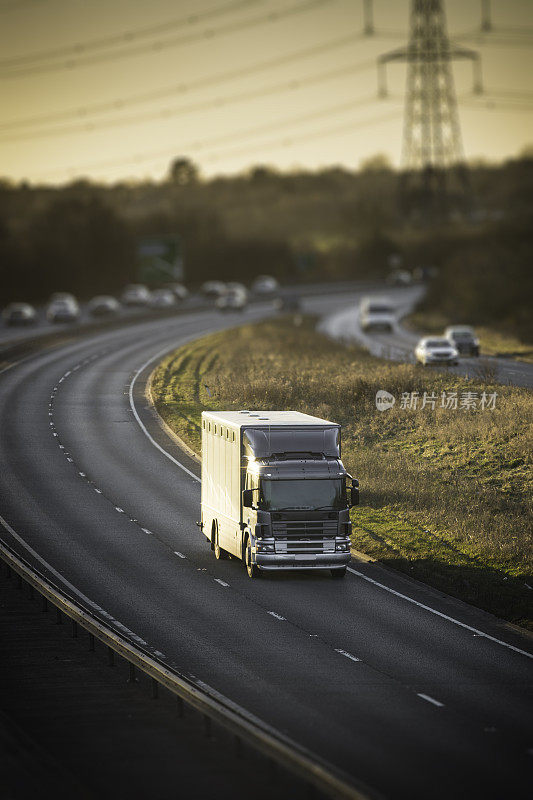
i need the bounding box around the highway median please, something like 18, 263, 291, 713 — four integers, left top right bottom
150, 316, 533, 630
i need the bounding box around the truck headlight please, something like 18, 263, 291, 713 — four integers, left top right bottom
335, 539, 350, 552
256, 542, 275, 552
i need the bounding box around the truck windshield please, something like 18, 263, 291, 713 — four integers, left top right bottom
260, 479, 346, 511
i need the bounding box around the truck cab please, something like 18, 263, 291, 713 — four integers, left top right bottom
200, 411, 359, 579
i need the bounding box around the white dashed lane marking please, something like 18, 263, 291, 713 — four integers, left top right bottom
335, 648, 361, 662
173, 550, 186, 557
417, 693, 444, 708
267, 611, 286, 621
214, 578, 229, 587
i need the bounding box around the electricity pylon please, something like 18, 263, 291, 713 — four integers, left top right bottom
378, 0, 482, 218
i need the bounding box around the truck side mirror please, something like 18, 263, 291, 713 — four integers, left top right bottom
350, 478, 359, 507
242, 489, 254, 508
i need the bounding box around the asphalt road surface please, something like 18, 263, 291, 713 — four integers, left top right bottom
1, 299, 532, 800
319, 286, 533, 388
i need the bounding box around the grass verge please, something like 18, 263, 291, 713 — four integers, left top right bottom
151, 316, 533, 630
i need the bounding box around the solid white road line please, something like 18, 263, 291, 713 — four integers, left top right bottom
0, 512, 145, 647
417, 694, 444, 708
129, 341, 202, 483
128, 324, 533, 664
347, 566, 533, 660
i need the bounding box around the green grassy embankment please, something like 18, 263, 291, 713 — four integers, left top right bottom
150, 317, 533, 629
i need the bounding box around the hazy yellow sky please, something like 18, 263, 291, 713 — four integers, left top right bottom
0, 0, 531, 184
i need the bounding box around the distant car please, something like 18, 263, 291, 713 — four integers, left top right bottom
166, 283, 189, 301
387, 269, 412, 286
415, 337, 459, 366
47, 297, 80, 323
252, 275, 279, 295
2, 302, 37, 326
49, 292, 77, 304
201, 281, 226, 298
121, 284, 151, 306
444, 326, 480, 357
88, 295, 120, 317
216, 289, 247, 312
226, 282, 248, 297
275, 291, 301, 312
150, 289, 176, 309
359, 297, 396, 332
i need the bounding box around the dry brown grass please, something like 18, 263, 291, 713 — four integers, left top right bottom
151, 317, 533, 627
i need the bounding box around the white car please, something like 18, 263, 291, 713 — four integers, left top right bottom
166, 283, 189, 301
415, 337, 459, 366
2, 302, 37, 326
201, 281, 226, 298
226, 282, 248, 298
150, 289, 176, 309
49, 292, 77, 304
121, 284, 151, 306
359, 297, 396, 332
216, 288, 247, 312
46, 297, 80, 323
88, 295, 120, 317
252, 275, 279, 295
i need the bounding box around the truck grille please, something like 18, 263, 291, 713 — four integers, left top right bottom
272, 520, 338, 554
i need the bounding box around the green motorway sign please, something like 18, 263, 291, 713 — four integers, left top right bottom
137, 235, 183, 285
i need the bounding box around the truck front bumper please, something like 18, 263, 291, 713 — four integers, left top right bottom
255, 552, 351, 570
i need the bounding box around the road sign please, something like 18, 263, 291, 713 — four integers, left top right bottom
137, 235, 183, 285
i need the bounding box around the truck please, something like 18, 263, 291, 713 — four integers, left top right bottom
199, 410, 359, 578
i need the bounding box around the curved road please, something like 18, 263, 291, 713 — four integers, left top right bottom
319, 286, 533, 388
1, 299, 532, 799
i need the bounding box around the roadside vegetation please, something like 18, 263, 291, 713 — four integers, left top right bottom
151, 316, 532, 630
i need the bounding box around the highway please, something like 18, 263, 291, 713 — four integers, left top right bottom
1, 296, 532, 799
319, 286, 533, 388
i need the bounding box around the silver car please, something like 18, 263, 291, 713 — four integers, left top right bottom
415, 337, 459, 366
445, 326, 480, 357
47, 297, 80, 323
2, 302, 37, 326
359, 297, 396, 332
150, 289, 176, 309
88, 295, 120, 317
121, 284, 151, 306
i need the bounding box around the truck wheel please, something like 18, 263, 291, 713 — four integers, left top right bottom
214, 528, 227, 560
330, 567, 347, 579
245, 539, 260, 578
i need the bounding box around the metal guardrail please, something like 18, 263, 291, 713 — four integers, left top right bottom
0, 538, 372, 800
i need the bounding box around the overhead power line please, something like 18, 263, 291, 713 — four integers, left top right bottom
460, 99, 533, 113
0, 0, 263, 67
0, 58, 376, 142
0, 0, 335, 78
0, 31, 369, 133
36, 106, 401, 181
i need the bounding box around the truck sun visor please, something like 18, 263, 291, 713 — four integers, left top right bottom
243, 427, 340, 459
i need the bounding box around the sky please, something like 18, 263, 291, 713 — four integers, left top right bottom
0, 0, 531, 184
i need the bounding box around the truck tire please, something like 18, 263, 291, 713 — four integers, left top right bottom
330, 567, 347, 579
245, 538, 260, 579
213, 525, 227, 560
